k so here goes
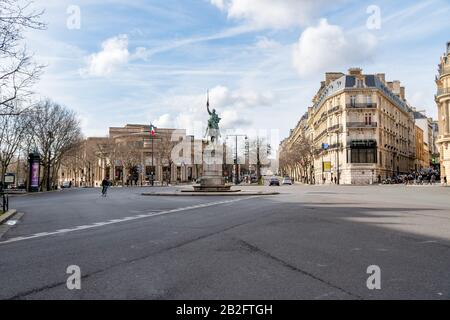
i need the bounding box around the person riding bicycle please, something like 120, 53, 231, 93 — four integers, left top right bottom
101, 178, 110, 196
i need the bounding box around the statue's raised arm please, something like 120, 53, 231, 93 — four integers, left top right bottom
206, 90, 212, 115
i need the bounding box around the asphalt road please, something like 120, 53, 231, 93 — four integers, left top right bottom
1, 184, 450, 299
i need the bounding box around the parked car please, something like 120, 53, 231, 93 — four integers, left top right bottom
282, 177, 293, 185
61, 181, 71, 188
269, 177, 280, 186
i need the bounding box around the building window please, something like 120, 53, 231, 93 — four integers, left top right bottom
349, 148, 377, 163
357, 79, 364, 88
365, 113, 372, 125
350, 96, 356, 106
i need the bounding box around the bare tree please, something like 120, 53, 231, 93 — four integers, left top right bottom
0, 110, 30, 184
0, 0, 46, 115
248, 136, 271, 183
279, 133, 316, 184
115, 140, 142, 186
26, 99, 82, 190
159, 137, 176, 185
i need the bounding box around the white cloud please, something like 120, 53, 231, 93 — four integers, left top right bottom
292, 19, 377, 78
210, 0, 225, 10
81, 35, 150, 77
151, 85, 274, 135
83, 34, 130, 77
255, 37, 280, 49
209, 0, 335, 29
154, 113, 173, 128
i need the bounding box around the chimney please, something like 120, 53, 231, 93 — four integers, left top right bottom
387, 82, 394, 90
392, 81, 401, 96
325, 72, 345, 84
400, 87, 406, 100
376, 73, 386, 83
348, 68, 363, 76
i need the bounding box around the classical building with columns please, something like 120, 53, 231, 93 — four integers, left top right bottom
436, 42, 450, 183
59, 124, 202, 187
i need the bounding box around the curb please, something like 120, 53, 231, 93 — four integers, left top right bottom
142, 192, 280, 197
0, 209, 18, 224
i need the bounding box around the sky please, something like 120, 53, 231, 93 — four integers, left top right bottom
25, 0, 450, 145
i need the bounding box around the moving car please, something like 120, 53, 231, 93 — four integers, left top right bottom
282, 177, 293, 185
269, 177, 280, 186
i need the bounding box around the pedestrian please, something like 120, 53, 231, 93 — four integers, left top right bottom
101, 177, 110, 197
444, 176, 448, 186
334, 177, 337, 184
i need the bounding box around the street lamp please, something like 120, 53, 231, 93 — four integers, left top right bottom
47, 131, 54, 191
226, 134, 247, 185
149, 124, 157, 186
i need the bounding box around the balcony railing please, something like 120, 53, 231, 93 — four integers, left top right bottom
347, 122, 378, 128
328, 124, 342, 132
329, 143, 343, 150
327, 105, 342, 114
346, 103, 377, 109
437, 87, 450, 97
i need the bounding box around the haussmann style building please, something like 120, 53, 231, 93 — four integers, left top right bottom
280, 68, 417, 185
436, 42, 450, 183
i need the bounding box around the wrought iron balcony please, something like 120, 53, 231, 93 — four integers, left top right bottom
346, 103, 377, 109
328, 124, 342, 132
327, 105, 342, 114
347, 122, 378, 128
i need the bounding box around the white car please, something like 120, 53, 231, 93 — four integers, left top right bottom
282, 177, 293, 185
61, 181, 71, 188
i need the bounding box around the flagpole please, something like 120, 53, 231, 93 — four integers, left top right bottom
151, 124, 154, 187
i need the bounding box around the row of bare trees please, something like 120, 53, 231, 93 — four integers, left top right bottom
0, 1, 83, 190
1, 100, 83, 190
279, 133, 317, 184
1, 0, 45, 116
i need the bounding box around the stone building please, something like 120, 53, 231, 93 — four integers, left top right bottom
60, 124, 202, 187
436, 42, 450, 182
413, 110, 434, 169
280, 68, 417, 185
414, 125, 425, 170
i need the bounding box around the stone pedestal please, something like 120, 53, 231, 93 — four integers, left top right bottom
193, 162, 231, 192
192, 140, 234, 192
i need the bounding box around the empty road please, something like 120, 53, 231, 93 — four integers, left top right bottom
1, 185, 449, 299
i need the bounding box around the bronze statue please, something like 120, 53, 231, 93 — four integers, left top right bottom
205, 90, 221, 141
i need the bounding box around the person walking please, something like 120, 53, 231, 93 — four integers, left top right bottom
101, 178, 110, 197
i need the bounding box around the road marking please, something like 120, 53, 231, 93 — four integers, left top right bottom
0, 197, 258, 246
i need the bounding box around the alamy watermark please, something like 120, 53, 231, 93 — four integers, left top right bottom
366, 265, 381, 290
66, 5, 81, 30
366, 5, 381, 30
66, 265, 81, 290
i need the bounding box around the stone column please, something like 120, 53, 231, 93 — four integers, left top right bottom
447, 100, 450, 134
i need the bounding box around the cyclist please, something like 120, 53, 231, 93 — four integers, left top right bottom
101, 178, 110, 197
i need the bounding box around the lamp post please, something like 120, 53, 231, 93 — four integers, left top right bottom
149, 124, 157, 186
47, 131, 53, 191
226, 134, 247, 185
336, 131, 341, 185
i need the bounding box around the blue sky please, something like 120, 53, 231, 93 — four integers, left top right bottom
26, 0, 450, 143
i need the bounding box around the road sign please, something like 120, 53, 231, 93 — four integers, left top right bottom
322, 143, 329, 150
4, 173, 15, 184
323, 161, 332, 172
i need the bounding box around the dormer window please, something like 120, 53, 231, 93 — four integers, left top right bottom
357, 79, 364, 88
